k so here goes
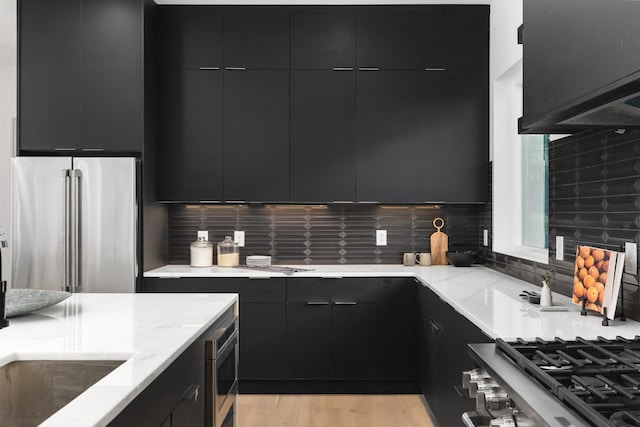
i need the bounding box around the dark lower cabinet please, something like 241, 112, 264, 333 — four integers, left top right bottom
418, 284, 492, 427
332, 301, 378, 379
223, 70, 289, 202
286, 302, 332, 379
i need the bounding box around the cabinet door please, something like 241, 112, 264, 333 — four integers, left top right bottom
286, 302, 332, 378
157, 69, 223, 202
356, 12, 421, 70
356, 71, 422, 203
422, 8, 489, 70
378, 278, 417, 379
19, 0, 81, 151
224, 70, 289, 202
422, 70, 488, 203
223, 12, 289, 69
290, 70, 356, 202
332, 302, 378, 379
158, 7, 223, 69
290, 12, 355, 69
171, 341, 205, 427
239, 303, 286, 380
80, 0, 143, 151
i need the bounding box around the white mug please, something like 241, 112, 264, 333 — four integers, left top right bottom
403, 252, 416, 266
416, 252, 431, 266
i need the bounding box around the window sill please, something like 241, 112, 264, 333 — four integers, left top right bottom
494, 245, 549, 265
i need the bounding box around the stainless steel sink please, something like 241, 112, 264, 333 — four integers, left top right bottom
0, 359, 124, 427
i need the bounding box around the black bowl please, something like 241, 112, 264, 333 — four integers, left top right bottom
446, 251, 475, 267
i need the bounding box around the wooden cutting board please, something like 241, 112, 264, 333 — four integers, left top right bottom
430, 217, 449, 265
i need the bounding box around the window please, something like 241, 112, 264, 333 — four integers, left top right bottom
493, 59, 549, 263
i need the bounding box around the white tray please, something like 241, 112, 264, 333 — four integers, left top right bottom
520, 299, 568, 312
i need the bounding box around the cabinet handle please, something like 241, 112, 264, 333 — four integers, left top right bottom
332, 67, 354, 71
453, 385, 466, 398
429, 319, 441, 332
423, 200, 445, 204
183, 384, 200, 402
306, 301, 329, 305
357, 201, 379, 204
249, 276, 272, 280
81, 148, 105, 152
199, 67, 221, 70
225, 67, 246, 71
156, 276, 182, 279
225, 200, 246, 204
358, 67, 379, 71
320, 276, 343, 279
334, 301, 357, 305
424, 68, 446, 71
198, 200, 221, 204
54, 148, 77, 151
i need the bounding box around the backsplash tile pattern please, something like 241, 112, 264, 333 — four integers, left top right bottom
168, 204, 482, 265
481, 129, 640, 321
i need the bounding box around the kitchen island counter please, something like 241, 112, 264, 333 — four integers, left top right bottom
0, 292, 237, 427
145, 264, 640, 340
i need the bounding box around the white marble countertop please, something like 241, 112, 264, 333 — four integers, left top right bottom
145, 264, 640, 340
0, 293, 237, 427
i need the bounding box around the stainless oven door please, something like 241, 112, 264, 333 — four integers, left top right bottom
214, 325, 238, 427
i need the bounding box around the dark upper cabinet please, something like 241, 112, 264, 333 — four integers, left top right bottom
422, 70, 488, 203
290, 70, 356, 202
223, 12, 289, 69
157, 69, 223, 202
290, 12, 355, 69
356, 13, 421, 70
19, 0, 144, 153
356, 70, 422, 203
422, 7, 489, 71
223, 70, 289, 202
19, 0, 81, 151
158, 7, 223, 69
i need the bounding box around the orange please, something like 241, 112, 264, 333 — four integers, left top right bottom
584, 255, 595, 268
587, 286, 599, 303
583, 275, 596, 289
599, 272, 607, 284
588, 266, 600, 280
598, 290, 605, 306
578, 268, 588, 280
586, 302, 599, 311
595, 282, 605, 293
592, 249, 605, 262
596, 260, 604, 270
603, 260, 610, 271
576, 256, 585, 269
574, 282, 585, 298
579, 246, 591, 259
572, 294, 580, 303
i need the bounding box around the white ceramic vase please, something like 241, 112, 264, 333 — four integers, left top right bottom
540, 280, 553, 307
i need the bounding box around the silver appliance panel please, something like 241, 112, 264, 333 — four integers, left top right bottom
11, 157, 71, 291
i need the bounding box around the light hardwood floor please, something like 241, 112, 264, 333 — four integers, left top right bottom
237, 394, 436, 427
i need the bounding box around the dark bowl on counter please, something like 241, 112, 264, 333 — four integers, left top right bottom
446, 251, 476, 267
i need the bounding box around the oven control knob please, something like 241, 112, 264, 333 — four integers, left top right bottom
489, 414, 535, 427
469, 378, 500, 397
476, 387, 509, 410
462, 368, 492, 389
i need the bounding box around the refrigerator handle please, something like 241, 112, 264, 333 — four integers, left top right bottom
70, 169, 82, 293
63, 170, 71, 292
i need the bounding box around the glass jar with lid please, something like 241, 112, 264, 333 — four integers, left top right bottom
190, 237, 213, 267
217, 236, 239, 267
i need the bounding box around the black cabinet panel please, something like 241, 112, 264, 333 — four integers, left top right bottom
290, 13, 355, 69
290, 70, 356, 202
240, 303, 286, 379
356, 71, 422, 203
287, 277, 376, 303
422, 70, 488, 203
286, 302, 332, 378
157, 69, 223, 202
223, 13, 289, 69
224, 70, 289, 202
378, 278, 417, 379
332, 302, 378, 378
356, 13, 421, 70
80, 0, 143, 151
158, 7, 223, 69
19, 0, 81, 151
422, 8, 489, 70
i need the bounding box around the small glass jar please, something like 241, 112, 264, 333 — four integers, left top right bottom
190, 237, 213, 267
217, 236, 240, 267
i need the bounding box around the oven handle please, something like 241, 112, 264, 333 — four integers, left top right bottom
461, 411, 481, 427
217, 328, 238, 361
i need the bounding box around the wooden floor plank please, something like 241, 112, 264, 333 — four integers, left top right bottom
237, 394, 435, 427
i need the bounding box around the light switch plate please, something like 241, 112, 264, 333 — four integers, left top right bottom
625, 242, 637, 274
197, 230, 208, 241
376, 229, 387, 246
234, 231, 245, 247
556, 236, 564, 261
483, 229, 489, 246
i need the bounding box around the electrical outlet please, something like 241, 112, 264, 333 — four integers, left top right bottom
197, 230, 208, 241
234, 231, 245, 247
483, 229, 489, 246
376, 229, 387, 246
556, 236, 564, 261
625, 242, 637, 274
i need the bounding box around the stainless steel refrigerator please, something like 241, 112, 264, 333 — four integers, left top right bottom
11, 157, 139, 293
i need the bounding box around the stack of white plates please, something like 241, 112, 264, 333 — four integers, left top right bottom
246, 255, 272, 267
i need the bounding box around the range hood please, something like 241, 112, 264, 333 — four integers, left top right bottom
521, 0, 640, 133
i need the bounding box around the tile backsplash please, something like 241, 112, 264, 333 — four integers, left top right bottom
168, 204, 482, 265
